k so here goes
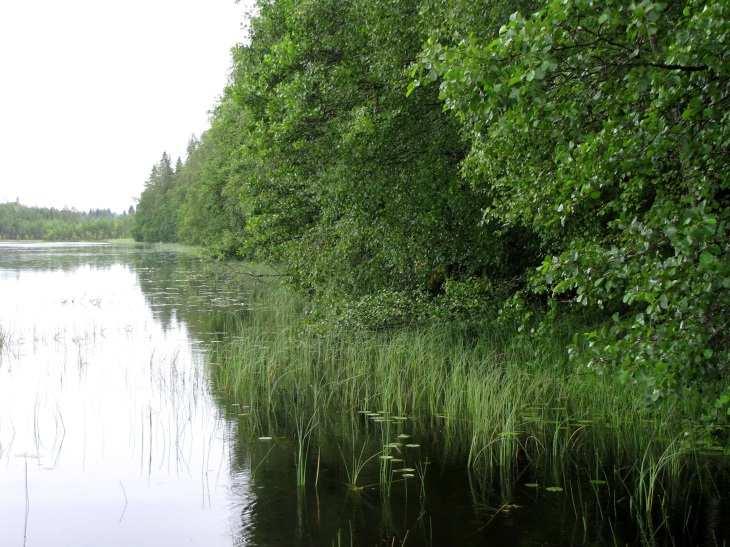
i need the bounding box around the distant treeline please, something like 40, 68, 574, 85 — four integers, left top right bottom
133, 0, 729, 430
0, 202, 133, 241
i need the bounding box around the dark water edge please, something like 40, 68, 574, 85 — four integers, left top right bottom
0, 242, 727, 546
214, 406, 730, 547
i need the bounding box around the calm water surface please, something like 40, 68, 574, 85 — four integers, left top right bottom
0, 243, 726, 546
0, 243, 250, 546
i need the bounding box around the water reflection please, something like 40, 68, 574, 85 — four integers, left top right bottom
0, 243, 248, 546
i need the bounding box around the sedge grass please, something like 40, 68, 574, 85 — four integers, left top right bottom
210, 282, 721, 519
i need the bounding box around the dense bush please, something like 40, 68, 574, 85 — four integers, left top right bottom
416, 0, 729, 425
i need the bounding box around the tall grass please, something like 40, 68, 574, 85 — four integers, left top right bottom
210, 282, 716, 521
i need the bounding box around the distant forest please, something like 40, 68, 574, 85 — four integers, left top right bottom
132, 1, 728, 428
0, 202, 133, 241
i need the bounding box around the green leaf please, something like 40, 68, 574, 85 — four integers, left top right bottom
700, 251, 718, 269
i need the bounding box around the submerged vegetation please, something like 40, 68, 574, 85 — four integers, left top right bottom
0, 202, 133, 241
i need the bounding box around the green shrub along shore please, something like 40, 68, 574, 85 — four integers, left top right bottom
132, 0, 728, 481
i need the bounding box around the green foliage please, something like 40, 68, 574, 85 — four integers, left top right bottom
234, 0, 540, 307
132, 152, 180, 243
0, 202, 133, 241
176, 107, 251, 257
133, 112, 250, 255
133, 0, 729, 433
416, 0, 729, 427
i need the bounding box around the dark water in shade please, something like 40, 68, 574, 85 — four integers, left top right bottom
0, 243, 727, 546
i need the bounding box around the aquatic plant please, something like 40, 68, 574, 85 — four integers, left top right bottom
339, 433, 382, 492
210, 282, 725, 528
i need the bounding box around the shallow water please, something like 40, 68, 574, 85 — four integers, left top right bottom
0, 243, 726, 546
0, 243, 246, 546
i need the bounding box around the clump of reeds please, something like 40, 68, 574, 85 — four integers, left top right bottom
209, 282, 717, 521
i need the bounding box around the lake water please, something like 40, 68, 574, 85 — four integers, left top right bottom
0, 243, 726, 546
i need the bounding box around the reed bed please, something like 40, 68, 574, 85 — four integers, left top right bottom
210, 283, 721, 523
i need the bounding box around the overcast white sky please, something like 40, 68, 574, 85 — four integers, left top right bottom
0, 0, 254, 212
